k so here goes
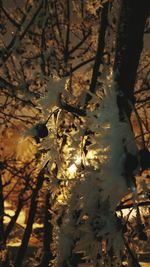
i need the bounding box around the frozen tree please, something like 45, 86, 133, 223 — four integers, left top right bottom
0, 0, 149, 267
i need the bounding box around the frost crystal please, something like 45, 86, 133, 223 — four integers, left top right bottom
37, 73, 139, 266
39, 78, 66, 111
55, 72, 139, 265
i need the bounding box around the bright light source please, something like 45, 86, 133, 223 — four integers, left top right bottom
75, 155, 82, 165
86, 150, 96, 160
68, 163, 77, 178
67, 155, 82, 179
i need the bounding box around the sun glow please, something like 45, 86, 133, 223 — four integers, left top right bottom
68, 163, 77, 177
67, 151, 99, 178
67, 155, 82, 178
75, 155, 82, 165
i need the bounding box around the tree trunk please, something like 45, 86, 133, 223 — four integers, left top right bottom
14, 170, 45, 267
85, 1, 109, 104
0, 174, 10, 267
4, 199, 24, 241
113, 1, 149, 265
39, 190, 53, 267
0, 174, 4, 244
114, 0, 150, 118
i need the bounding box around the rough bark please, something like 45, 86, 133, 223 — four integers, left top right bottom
114, 0, 150, 118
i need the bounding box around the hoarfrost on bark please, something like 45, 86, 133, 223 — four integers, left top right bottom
38, 78, 66, 111
35, 73, 139, 265
55, 72, 139, 264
